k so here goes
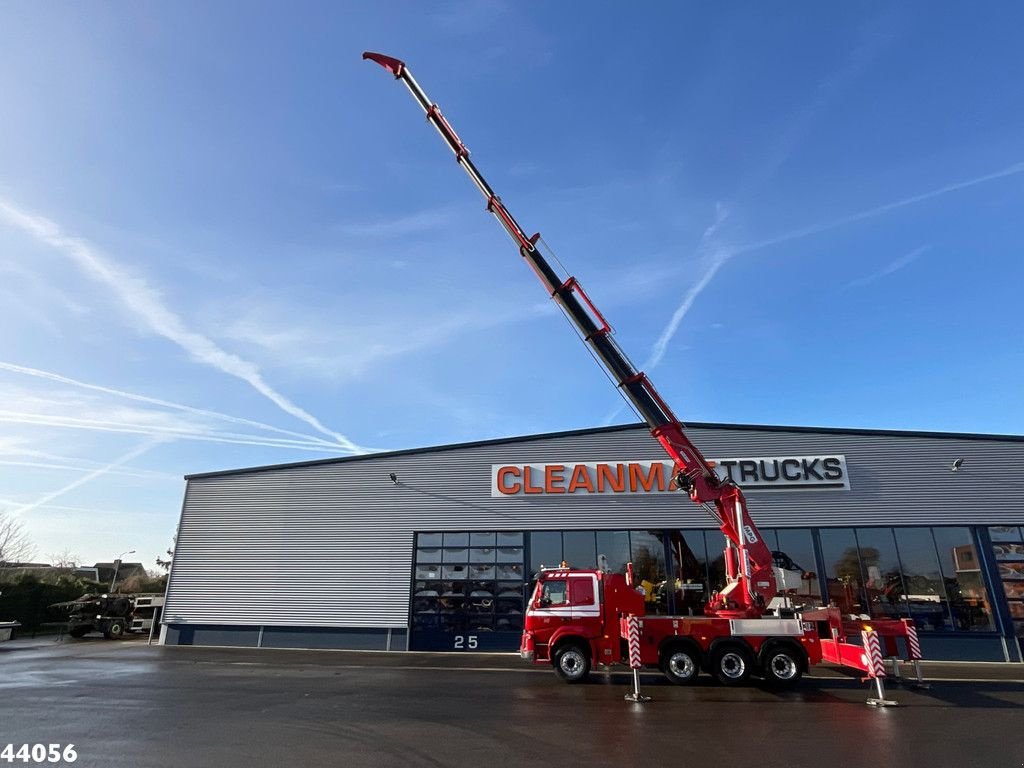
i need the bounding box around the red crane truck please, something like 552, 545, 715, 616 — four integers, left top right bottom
364, 52, 925, 691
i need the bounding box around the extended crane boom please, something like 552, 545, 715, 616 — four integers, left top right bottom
364, 52, 775, 618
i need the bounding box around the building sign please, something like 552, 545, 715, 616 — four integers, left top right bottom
490, 455, 849, 497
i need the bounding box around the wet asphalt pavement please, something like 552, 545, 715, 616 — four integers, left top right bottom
1, 638, 1023, 768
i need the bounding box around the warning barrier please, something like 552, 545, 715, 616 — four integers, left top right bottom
862, 630, 898, 707
623, 616, 651, 703
628, 617, 642, 670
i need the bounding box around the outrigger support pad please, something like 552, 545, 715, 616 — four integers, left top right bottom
363, 51, 406, 78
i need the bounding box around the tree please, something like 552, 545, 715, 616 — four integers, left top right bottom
0, 510, 36, 574
155, 535, 176, 573
48, 549, 82, 569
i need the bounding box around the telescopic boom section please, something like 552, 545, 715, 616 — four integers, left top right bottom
363, 51, 776, 618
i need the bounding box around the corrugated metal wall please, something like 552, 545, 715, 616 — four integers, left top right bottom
164, 424, 1024, 628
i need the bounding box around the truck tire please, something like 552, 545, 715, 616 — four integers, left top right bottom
710, 643, 753, 686
552, 644, 591, 684
660, 645, 700, 685
104, 621, 125, 640
68, 627, 88, 639
761, 645, 804, 687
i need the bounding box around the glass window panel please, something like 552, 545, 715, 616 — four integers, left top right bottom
630, 530, 668, 614
470, 531, 496, 546
469, 548, 496, 563
704, 530, 728, 594
443, 532, 469, 547
933, 527, 994, 631
596, 531, 630, 575
415, 564, 441, 580
416, 548, 442, 563
668, 530, 707, 615
443, 547, 468, 563
495, 614, 523, 632
441, 564, 468, 580
540, 580, 568, 605
562, 531, 597, 569
758, 528, 780, 550
467, 581, 494, 598
855, 528, 909, 621
413, 581, 442, 597
497, 547, 524, 563
530, 532, 562, 572
992, 543, 1024, 561
496, 595, 523, 613
417, 533, 443, 547
819, 528, 866, 616
468, 564, 495, 580
412, 595, 438, 614
496, 581, 524, 597
893, 528, 951, 631
497, 532, 524, 546
497, 564, 524, 581
441, 581, 466, 597
774, 529, 823, 609
988, 526, 1023, 542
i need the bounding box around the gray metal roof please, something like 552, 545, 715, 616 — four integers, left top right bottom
185, 420, 1024, 480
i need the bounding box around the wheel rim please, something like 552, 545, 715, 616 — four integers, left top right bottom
560, 650, 584, 677
720, 651, 746, 679
770, 652, 798, 680
669, 652, 695, 679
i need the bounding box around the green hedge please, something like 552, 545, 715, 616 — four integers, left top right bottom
0, 574, 104, 632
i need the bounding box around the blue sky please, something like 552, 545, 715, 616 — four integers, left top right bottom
1, 2, 1022, 568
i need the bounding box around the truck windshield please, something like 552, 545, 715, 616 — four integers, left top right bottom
540, 579, 567, 606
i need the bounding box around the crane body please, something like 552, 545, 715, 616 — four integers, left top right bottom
364, 52, 926, 691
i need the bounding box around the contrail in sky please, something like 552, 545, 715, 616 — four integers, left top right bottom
10, 439, 163, 516
643, 207, 731, 372
0, 410, 345, 452
732, 161, 1024, 257
0, 360, 337, 447
0, 198, 366, 454
646, 160, 1024, 373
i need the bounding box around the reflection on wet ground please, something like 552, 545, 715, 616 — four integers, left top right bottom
1, 640, 1022, 768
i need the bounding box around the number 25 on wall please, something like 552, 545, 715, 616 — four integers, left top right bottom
453, 635, 478, 650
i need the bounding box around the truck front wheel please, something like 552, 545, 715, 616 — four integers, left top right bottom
710, 643, 753, 686
661, 646, 700, 685
552, 645, 591, 684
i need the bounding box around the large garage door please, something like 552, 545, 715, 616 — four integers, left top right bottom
410, 531, 526, 652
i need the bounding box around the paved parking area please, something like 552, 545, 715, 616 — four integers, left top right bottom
1, 639, 1022, 768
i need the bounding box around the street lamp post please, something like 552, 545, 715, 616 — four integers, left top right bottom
110, 550, 136, 592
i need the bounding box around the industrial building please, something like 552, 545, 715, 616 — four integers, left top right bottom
161, 422, 1024, 662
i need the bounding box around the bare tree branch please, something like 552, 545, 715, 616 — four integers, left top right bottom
0, 510, 37, 572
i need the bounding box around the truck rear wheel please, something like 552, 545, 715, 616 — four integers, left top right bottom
661, 646, 700, 685
104, 621, 125, 640
710, 643, 753, 686
552, 645, 591, 684
761, 646, 804, 687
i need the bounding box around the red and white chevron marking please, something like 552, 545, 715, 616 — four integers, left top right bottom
905, 622, 922, 660
861, 630, 886, 678
627, 616, 642, 670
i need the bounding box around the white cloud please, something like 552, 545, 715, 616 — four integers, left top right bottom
0, 197, 366, 454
